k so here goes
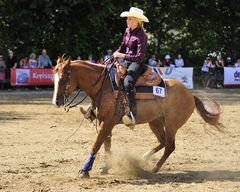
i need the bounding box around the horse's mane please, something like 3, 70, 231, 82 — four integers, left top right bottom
71, 60, 106, 68
54, 56, 105, 73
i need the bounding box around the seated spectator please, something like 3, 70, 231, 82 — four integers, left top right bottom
20, 57, 29, 68
96, 57, 104, 64
104, 49, 113, 61
76, 55, 81, 60
234, 59, 240, 67
226, 57, 233, 67
148, 54, 159, 67
6, 49, 19, 80
163, 54, 173, 67
38, 49, 53, 69
88, 54, 96, 63
175, 54, 184, 67
29, 53, 38, 68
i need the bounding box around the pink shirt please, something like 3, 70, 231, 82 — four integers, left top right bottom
117, 27, 147, 64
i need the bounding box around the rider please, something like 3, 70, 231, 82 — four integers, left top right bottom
113, 7, 149, 127
80, 7, 149, 128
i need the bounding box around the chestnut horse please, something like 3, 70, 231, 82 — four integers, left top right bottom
52, 57, 224, 178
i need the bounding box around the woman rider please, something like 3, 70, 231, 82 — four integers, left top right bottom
80, 7, 149, 128
113, 7, 149, 127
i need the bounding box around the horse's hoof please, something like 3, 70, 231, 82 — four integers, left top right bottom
152, 166, 159, 173
79, 169, 90, 178
100, 165, 109, 175
143, 150, 155, 160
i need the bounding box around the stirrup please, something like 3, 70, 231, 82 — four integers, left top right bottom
122, 111, 135, 130
80, 107, 96, 122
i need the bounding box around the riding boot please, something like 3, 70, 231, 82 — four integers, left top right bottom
80, 104, 96, 122
122, 90, 136, 130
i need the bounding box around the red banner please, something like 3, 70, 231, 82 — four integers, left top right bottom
11, 68, 54, 86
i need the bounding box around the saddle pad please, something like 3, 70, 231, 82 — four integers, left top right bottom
108, 65, 166, 100
135, 79, 166, 100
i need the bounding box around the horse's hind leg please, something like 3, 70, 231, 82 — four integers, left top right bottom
143, 116, 165, 160
152, 122, 177, 173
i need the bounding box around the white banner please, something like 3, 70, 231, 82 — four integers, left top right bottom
159, 67, 193, 89
224, 67, 240, 86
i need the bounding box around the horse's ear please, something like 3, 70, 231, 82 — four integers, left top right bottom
56, 56, 61, 64
67, 58, 71, 65
61, 54, 66, 61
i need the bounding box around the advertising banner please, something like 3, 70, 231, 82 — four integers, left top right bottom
159, 67, 193, 89
224, 67, 240, 86
11, 68, 54, 86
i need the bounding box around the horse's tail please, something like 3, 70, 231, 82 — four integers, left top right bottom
194, 96, 224, 132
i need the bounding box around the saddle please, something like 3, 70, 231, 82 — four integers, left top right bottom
112, 62, 166, 100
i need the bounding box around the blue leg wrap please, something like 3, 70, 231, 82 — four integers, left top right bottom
82, 152, 95, 172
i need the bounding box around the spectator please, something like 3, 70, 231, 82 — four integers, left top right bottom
104, 49, 113, 61
6, 50, 19, 80
38, 49, 53, 69
234, 59, 240, 67
0, 55, 6, 82
29, 53, 38, 68
76, 55, 81, 60
20, 56, 29, 68
96, 57, 104, 64
175, 54, 184, 67
148, 54, 159, 67
201, 57, 213, 89
215, 55, 224, 75
88, 54, 95, 63
163, 54, 173, 67
214, 55, 224, 88
226, 57, 233, 67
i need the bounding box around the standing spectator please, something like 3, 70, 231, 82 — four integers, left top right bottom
148, 54, 159, 67
29, 53, 38, 68
215, 55, 224, 75
201, 57, 213, 89
234, 59, 240, 67
214, 55, 224, 88
163, 54, 173, 67
38, 49, 53, 69
175, 54, 184, 67
20, 56, 29, 68
6, 50, 19, 80
104, 49, 112, 61
0, 55, 6, 83
225, 57, 233, 67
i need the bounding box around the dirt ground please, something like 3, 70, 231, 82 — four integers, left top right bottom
0, 89, 240, 192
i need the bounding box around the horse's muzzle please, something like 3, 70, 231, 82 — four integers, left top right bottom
52, 98, 64, 107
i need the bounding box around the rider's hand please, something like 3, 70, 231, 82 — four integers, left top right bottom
113, 52, 125, 59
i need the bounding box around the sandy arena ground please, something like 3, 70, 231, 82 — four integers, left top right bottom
0, 89, 239, 192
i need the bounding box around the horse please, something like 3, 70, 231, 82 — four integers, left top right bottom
52, 57, 224, 178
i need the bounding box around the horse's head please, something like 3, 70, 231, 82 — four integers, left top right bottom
52, 56, 77, 107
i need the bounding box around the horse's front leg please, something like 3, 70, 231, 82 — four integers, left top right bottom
79, 121, 114, 178
100, 132, 112, 174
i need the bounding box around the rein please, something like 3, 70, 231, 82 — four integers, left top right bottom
63, 56, 114, 112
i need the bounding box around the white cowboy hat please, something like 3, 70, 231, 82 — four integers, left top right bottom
120, 7, 149, 23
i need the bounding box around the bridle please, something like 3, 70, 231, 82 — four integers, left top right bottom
58, 56, 114, 112
57, 63, 87, 111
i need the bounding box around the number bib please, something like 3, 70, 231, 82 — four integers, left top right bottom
153, 86, 166, 97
